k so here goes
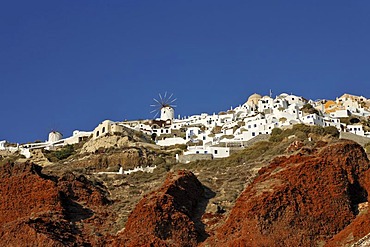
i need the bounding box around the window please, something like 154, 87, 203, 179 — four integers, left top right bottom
96, 131, 99, 137
252, 132, 255, 136
196, 151, 199, 154
214, 150, 218, 154
102, 127, 106, 133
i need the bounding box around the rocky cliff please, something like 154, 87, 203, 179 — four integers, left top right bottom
205, 140, 370, 246
0, 162, 112, 246
110, 170, 206, 247
1, 139, 370, 247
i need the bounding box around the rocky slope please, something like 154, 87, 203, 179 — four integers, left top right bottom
205, 140, 370, 246
1, 137, 370, 247
110, 170, 207, 247
0, 162, 113, 246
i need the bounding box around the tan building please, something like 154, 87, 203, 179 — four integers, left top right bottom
245, 93, 262, 110
93, 120, 124, 139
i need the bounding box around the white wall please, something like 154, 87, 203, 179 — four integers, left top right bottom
0, 140, 6, 150
210, 146, 230, 158
347, 125, 365, 136
330, 110, 351, 118
157, 137, 187, 146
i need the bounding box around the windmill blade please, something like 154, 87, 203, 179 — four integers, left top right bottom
153, 110, 159, 119
150, 92, 177, 119
159, 93, 163, 104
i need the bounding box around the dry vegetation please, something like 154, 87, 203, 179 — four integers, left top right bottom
1, 124, 344, 234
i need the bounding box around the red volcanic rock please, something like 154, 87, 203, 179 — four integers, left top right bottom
205, 141, 370, 247
325, 168, 370, 247
111, 170, 205, 247
0, 162, 111, 246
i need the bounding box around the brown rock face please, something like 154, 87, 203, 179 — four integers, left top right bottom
111, 170, 206, 247
325, 168, 370, 247
0, 162, 111, 246
206, 141, 370, 246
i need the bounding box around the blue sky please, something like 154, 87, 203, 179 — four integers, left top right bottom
1, 0, 369, 143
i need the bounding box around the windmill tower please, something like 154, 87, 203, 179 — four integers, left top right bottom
48, 130, 63, 143
151, 92, 177, 121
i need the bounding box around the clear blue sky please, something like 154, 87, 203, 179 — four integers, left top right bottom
1, 0, 369, 143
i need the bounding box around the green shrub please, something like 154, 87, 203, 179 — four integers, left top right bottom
292, 124, 311, 134
174, 144, 187, 150
294, 130, 308, 140
153, 157, 166, 166
269, 128, 283, 142
300, 104, 319, 115
271, 128, 283, 136
269, 124, 338, 142
323, 126, 339, 138
55, 145, 74, 160
44, 144, 75, 161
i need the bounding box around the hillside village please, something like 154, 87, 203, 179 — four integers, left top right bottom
1, 92, 370, 160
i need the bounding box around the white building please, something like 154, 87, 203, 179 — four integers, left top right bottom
347, 124, 365, 136
301, 114, 325, 126
0, 140, 6, 150
93, 120, 124, 139
160, 106, 175, 121
48, 131, 63, 143
329, 109, 351, 118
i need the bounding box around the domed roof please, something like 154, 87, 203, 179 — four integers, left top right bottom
246, 93, 262, 106
248, 93, 262, 101
279, 93, 289, 97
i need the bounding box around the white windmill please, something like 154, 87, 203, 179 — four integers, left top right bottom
150, 92, 177, 121
48, 130, 63, 143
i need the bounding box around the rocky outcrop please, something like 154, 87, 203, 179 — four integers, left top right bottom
110, 170, 206, 247
0, 162, 112, 246
205, 140, 370, 246
325, 167, 370, 247
2, 139, 370, 247
80, 129, 154, 154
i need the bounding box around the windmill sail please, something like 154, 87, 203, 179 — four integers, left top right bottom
150, 92, 177, 120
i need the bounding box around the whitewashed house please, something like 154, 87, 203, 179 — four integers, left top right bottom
258, 96, 274, 113
347, 124, 365, 136
301, 113, 325, 126
329, 109, 351, 118
93, 120, 124, 139
323, 117, 341, 129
